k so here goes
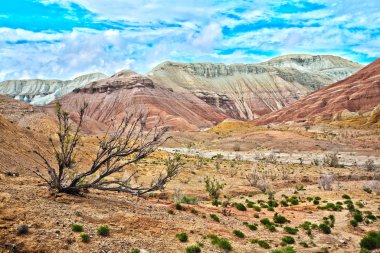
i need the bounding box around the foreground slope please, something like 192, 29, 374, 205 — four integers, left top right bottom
0, 73, 107, 105
54, 70, 227, 132
148, 54, 362, 119
254, 58, 380, 125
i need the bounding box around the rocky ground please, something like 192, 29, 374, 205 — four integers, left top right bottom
1, 150, 379, 253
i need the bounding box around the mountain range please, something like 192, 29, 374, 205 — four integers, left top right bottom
0, 73, 107, 105
1, 54, 375, 131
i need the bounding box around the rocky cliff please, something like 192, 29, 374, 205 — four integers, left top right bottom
148, 54, 362, 119
0, 73, 107, 105
54, 70, 227, 132
254, 57, 380, 125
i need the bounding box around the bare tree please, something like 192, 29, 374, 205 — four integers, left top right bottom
34, 101, 182, 195
319, 173, 334, 191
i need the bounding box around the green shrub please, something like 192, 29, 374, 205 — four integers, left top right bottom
268, 199, 279, 207
181, 196, 198, 204
300, 241, 309, 248
168, 210, 175, 215
356, 201, 365, 208
176, 233, 188, 242
251, 239, 271, 249
360, 231, 380, 250
253, 205, 261, 212
282, 236, 295, 244
354, 211, 364, 222
260, 218, 271, 226
350, 219, 358, 227
210, 214, 220, 222
258, 240, 270, 249
71, 224, 83, 232
284, 226, 298, 235
234, 203, 247, 211
218, 239, 232, 251
97, 225, 110, 236
289, 197, 299, 205
253, 213, 260, 218
80, 232, 90, 243
342, 194, 351, 199
233, 230, 245, 238
207, 235, 232, 252
246, 224, 258, 231
271, 246, 297, 253
274, 213, 288, 224
313, 199, 320, 205
191, 208, 198, 215
130, 249, 140, 253
281, 200, 289, 207
176, 203, 183, 210
319, 223, 331, 234
186, 245, 201, 253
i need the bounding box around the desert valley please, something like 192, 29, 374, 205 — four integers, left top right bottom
0, 1, 380, 253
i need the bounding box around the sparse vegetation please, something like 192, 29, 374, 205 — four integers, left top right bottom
71, 224, 83, 232
97, 225, 110, 236
80, 232, 90, 243
176, 233, 188, 242
210, 214, 220, 222
16, 224, 28, 235
360, 231, 380, 250
232, 229, 245, 238
204, 176, 225, 206
186, 245, 201, 253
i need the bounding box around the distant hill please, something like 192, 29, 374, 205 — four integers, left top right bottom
148, 54, 362, 120
254, 57, 380, 125
0, 73, 107, 105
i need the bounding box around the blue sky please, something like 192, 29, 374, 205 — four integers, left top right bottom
0, 0, 379, 81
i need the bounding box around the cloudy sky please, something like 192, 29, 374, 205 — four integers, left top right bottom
0, 0, 379, 81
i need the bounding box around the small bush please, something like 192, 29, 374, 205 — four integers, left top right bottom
282, 236, 295, 244
319, 223, 331, 234
260, 218, 271, 226
342, 194, 351, 199
350, 219, 358, 227
210, 214, 220, 222
284, 226, 298, 235
186, 245, 201, 253
181, 196, 198, 204
253, 213, 260, 218
168, 210, 175, 215
218, 239, 232, 251
313, 199, 320, 205
130, 249, 140, 253
97, 225, 110, 236
207, 235, 232, 252
300, 241, 309, 248
360, 231, 380, 250
176, 203, 183, 210
71, 224, 83, 232
234, 203, 247, 211
274, 213, 289, 224
354, 211, 364, 222
233, 230, 245, 238
80, 232, 90, 243
16, 224, 28, 235
258, 240, 271, 249
253, 205, 261, 211
176, 233, 188, 242
251, 239, 271, 249
271, 246, 297, 253
246, 224, 258, 231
